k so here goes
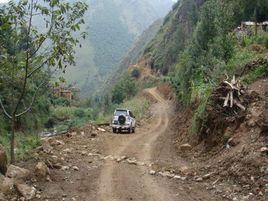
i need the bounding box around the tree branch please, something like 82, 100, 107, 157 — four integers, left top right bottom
0, 98, 12, 119
15, 80, 47, 118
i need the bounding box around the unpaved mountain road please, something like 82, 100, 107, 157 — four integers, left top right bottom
24, 88, 225, 201
97, 88, 223, 201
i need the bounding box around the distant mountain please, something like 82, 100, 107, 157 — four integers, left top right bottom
64, 0, 174, 96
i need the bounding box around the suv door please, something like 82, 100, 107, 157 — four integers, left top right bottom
129, 111, 135, 127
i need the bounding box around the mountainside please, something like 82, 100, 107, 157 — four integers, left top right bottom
102, 19, 163, 92
64, 0, 174, 96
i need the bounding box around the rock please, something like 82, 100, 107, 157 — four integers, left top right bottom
72, 166, 79, 171
63, 148, 72, 154
81, 151, 87, 156
97, 128, 106, 132
61, 166, 70, 171
42, 140, 53, 154
247, 119, 256, 127
0, 192, 6, 201
227, 137, 239, 147
195, 176, 203, 182
173, 175, 187, 180
137, 162, 145, 166
91, 133, 97, 138
126, 159, 137, 165
16, 183, 36, 200
260, 147, 268, 155
80, 131, 85, 136
149, 170, 156, 175
0, 146, 7, 175
159, 171, 175, 178
260, 123, 268, 136
180, 144, 192, 152
203, 173, 213, 180
51, 140, 65, 146
6, 165, 30, 181
0, 177, 14, 194
35, 162, 50, 178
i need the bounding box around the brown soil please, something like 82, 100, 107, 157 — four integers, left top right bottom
5, 79, 267, 201
6, 87, 224, 201
172, 78, 268, 201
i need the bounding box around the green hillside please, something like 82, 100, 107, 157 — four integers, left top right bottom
64, 0, 174, 96
140, 0, 268, 134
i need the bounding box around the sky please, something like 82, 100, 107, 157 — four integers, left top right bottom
0, 0, 178, 3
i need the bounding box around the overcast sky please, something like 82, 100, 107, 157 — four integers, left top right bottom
0, 0, 178, 4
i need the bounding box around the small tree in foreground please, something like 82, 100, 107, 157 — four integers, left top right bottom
0, 0, 88, 163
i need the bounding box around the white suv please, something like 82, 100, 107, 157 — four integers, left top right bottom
111, 109, 136, 133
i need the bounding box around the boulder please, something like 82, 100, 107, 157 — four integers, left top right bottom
97, 128, 106, 132
6, 165, 30, 181
0, 177, 14, 194
16, 183, 36, 200
227, 137, 239, 147
260, 147, 268, 155
0, 146, 7, 175
35, 162, 50, 178
0, 192, 6, 201
260, 123, 268, 136
42, 140, 53, 154
180, 144, 192, 152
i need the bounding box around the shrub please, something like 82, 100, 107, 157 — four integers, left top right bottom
131, 68, 141, 78
112, 75, 138, 104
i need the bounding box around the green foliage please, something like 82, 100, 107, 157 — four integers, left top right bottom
52, 98, 71, 107
65, 0, 173, 96
243, 62, 268, 84
131, 68, 141, 78
0, 0, 87, 162
0, 132, 41, 161
121, 97, 150, 120
145, 0, 268, 141
112, 75, 138, 104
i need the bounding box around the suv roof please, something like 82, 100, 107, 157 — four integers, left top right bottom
115, 108, 129, 111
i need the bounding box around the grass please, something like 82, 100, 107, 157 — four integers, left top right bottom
50, 106, 96, 132
243, 62, 268, 84
120, 97, 150, 120
0, 132, 41, 161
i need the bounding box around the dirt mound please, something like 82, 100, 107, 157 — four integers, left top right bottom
172, 78, 268, 201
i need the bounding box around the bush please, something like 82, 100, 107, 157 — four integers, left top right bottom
74, 108, 85, 118
112, 75, 138, 104
131, 68, 141, 78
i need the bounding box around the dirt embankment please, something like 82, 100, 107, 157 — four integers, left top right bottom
172, 78, 268, 201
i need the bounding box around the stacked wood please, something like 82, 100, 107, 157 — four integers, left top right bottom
210, 75, 249, 117
221, 75, 246, 111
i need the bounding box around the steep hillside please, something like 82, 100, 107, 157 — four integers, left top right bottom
144, 0, 204, 74
102, 19, 163, 91
64, 0, 174, 96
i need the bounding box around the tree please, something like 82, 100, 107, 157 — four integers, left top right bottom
0, 0, 88, 163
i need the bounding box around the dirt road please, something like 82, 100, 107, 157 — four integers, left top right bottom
97, 88, 223, 201
23, 88, 225, 201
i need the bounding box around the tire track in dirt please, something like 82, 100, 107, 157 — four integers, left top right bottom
98, 88, 224, 201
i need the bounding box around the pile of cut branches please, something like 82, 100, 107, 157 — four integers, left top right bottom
211, 75, 249, 116
221, 75, 246, 111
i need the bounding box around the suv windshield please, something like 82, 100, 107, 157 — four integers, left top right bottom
115, 110, 128, 116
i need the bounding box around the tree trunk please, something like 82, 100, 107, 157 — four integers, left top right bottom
255, 21, 258, 36
10, 115, 16, 164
